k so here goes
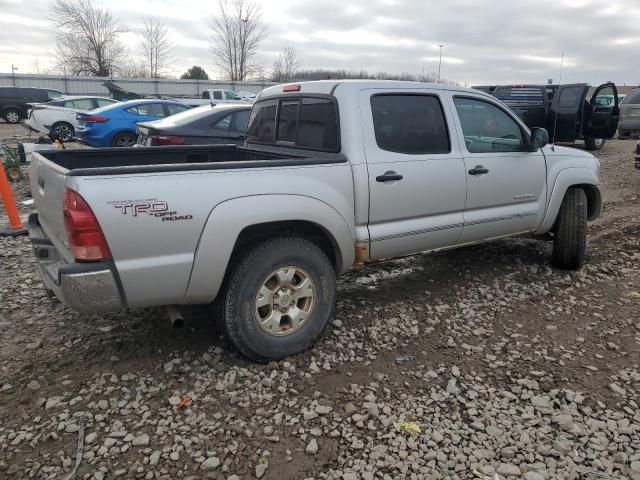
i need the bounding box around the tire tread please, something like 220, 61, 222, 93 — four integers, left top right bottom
552, 188, 587, 269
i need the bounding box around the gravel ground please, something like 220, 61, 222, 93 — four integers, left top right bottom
1, 122, 640, 480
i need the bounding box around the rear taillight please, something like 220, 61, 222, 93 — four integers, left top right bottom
154, 135, 184, 146
78, 115, 110, 123
63, 189, 112, 262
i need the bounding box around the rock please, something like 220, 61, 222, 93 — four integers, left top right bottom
525, 472, 545, 480
255, 460, 268, 478
97, 400, 109, 410
170, 451, 179, 461
315, 404, 333, 415
132, 433, 149, 447
552, 414, 573, 430
609, 383, 626, 396
201, 457, 221, 470
27, 380, 40, 390
496, 464, 521, 477
344, 403, 357, 415
631, 461, 640, 473
149, 451, 161, 466
305, 439, 318, 455
85, 432, 97, 444
343, 473, 358, 480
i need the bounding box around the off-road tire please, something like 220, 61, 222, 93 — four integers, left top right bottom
552, 188, 587, 270
219, 237, 336, 362
3, 108, 21, 124
584, 137, 605, 151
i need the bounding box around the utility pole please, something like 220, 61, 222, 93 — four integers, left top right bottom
11, 64, 18, 86
437, 45, 443, 84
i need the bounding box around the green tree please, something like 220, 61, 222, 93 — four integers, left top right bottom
181, 65, 209, 80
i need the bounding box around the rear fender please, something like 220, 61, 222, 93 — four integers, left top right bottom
534, 168, 600, 234
184, 195, 355, 304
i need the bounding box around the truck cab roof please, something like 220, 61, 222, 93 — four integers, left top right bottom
258, 80, 495, 100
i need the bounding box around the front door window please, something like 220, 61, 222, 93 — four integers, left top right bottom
454, 97, 525, 152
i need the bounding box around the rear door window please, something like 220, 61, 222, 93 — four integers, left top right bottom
71, 98, 96, 110
126, 103, 165, 117
370, 94, 450, 154
95, 98, 116, 108
166, 103, 190, 116
212, 114, 233, 133
558, 87, 583, 108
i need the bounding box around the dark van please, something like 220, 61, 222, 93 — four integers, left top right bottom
0, 87, 63, 124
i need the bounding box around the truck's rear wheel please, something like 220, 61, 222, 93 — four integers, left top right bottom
584, 137, 605, 150
219, 237, 336, 362
552, 188, 587, 270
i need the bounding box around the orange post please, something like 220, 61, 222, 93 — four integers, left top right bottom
0, 162, 28, 237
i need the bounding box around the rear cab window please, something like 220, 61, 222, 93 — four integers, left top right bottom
246, 96, 339, 151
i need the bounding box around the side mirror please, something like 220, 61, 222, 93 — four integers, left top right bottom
529, 127, 549, 151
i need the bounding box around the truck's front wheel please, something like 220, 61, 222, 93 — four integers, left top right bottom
584, 137, 605, 150
220, 237, 336, 362
552, 188, 587, 270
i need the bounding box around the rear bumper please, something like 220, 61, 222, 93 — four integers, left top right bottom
618, 119, 640, 132
28, 213, 124, 313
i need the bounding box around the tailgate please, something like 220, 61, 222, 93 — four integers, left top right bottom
29, 152, 74, 263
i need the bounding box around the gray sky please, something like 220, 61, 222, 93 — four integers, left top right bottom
0, 0, 638, 85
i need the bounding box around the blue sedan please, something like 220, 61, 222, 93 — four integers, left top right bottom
75, 99, 191, 147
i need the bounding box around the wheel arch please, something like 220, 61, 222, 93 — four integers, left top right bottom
535, 168, 601, 234
183, 194, 355, 304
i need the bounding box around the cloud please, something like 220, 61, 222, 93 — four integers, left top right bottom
0, 0, 638, 86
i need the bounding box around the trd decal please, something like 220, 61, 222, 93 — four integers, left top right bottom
109, 199, 193, 222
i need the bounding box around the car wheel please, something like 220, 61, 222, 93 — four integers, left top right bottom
3, 109, 21, 124
51, 122, 75, 142
552, 188, 587, 270
219, 237, 336, 362
584, 137, 605, 150
112, 132, 137, 147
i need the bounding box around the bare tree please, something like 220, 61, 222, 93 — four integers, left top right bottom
272, 45, 300, 82
50, 0, 124, 77
209, 0, 266, 81
140, 16, 174, 78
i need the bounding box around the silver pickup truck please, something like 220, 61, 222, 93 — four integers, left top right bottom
29, 80, 602, 361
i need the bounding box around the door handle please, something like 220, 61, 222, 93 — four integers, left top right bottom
376, 171, 403, 182
468, 165, 489, 175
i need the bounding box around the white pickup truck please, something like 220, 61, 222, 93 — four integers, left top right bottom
29, 80, 602, 361
176, 89, 253, 107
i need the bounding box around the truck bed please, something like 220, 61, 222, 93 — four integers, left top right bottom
38, 144, 346, 176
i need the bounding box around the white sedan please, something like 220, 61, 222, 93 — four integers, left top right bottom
25, 96, 118, 141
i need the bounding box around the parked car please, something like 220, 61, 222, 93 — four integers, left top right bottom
635, 140, 640, 169
75, 99, 191, 147
136, 104, 251, 146
473, 83, 620, 150
28, 80, 602, 361
25, 96, 118, 141
0, 86, 63, 124
618, 88, 640, 138
238, 90, 257, 102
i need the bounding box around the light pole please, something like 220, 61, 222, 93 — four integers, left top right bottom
437, 45, 443, 84
11, 64, 18, 86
